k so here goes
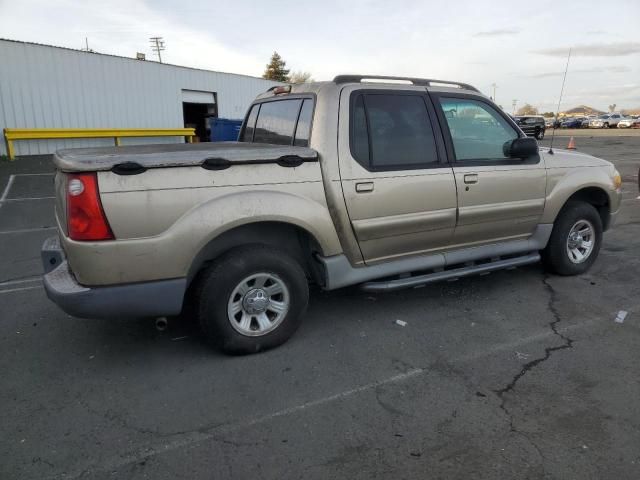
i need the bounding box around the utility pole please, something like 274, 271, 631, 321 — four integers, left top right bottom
490, 83, 497, 102
81, 37, 93, 53
149, 36, 165, 63
512, 99, 518, 115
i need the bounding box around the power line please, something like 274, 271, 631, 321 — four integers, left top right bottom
149, 36, 165, 63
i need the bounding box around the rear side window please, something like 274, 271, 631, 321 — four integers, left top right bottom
350, 93, 439, 171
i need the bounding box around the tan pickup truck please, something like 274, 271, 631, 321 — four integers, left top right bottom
43, 75, 622, 354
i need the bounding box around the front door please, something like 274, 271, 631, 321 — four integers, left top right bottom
432, 95, 547, 248
338, 87, 458, 264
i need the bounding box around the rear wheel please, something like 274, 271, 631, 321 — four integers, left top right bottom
196, 245, 309, 354
542, 201, 603, 275
535, 128, 545, 140
603, 122, 609, 129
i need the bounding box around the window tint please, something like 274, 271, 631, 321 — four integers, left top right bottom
241, 104, 259, 142
253, 99, 302, 145
293, 99, 313, 147
350, 93, 439, 171
438, 98, 518, 162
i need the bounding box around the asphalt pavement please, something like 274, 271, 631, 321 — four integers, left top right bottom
1, 137, 639, 479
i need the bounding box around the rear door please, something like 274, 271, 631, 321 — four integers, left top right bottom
432, 94, 546, 247
338, 86, 457, 263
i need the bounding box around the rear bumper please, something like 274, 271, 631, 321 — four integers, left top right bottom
42, 236, 186, 319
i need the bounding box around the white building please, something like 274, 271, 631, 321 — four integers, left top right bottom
0, 38, 280, 156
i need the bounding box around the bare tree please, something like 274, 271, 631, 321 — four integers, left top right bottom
608, 104, 617, 113
288, 71, 313, 84
516, 103, 539, 116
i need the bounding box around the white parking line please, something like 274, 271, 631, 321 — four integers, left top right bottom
0, 277, 41, 287
3, 196, 55, 202
13, 172, 54, 177
0, 227, 56, 235
0, 285, 42, 294
0, 175, 16, 207
53, 317, 600, 480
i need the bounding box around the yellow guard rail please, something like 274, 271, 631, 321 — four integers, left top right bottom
3, 128, 196, 160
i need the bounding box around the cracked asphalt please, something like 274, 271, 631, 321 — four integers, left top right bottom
1, 136, 639, 479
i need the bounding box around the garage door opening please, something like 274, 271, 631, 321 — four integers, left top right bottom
181, 90, 217, 142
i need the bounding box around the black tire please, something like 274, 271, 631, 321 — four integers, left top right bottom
536, 128, 545, 140
196, 245, 309, 354
603, 122, 609, 129
542, 201, 603, 276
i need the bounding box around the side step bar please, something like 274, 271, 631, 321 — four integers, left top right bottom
361, 252, 540, 292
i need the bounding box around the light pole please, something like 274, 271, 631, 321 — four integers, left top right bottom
512, 99, 518, 115
491, 83, 497, 103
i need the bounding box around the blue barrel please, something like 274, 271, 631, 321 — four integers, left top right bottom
209, 118, 243, 142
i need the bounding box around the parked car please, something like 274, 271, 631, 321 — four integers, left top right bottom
42, 75, 623, 354
617, 117, 640, 128
561, 117, 586, 128
589, 113, 626, 128
581, 115, 597, 128
514, 115, 546, 139
544, 117, 556, 128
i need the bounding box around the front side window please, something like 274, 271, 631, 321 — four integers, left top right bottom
350, 93, 439, 171
437, 97, 518, 162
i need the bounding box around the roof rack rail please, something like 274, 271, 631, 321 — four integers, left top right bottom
332, 75, 480, 93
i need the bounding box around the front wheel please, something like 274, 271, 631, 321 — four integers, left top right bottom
196, 245, 309, 354
542, 201, 603, 276
535, 128, 545, 140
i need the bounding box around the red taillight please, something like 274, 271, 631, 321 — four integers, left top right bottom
66, 173, 114, 241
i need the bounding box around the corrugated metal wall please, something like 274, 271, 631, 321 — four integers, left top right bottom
0, 39, 279, 156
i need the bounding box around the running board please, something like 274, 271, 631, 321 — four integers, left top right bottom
360, 252, 540, 292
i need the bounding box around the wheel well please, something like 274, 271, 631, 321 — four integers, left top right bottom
565, 187, 611, 230
186, 222, 325, 288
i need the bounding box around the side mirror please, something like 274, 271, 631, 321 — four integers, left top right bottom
503, 137, 538, 158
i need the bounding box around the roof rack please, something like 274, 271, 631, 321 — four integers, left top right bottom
332, 75, 480, 93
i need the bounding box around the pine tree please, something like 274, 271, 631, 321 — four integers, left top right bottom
263, 52, 290, 82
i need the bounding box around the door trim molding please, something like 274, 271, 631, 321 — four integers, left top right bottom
352, 208, 457, 241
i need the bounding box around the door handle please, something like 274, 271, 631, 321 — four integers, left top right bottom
355, 182, 374, 193
463, 174, 478, 185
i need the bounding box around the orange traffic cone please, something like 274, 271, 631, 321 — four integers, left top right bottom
567, 137, 576, 150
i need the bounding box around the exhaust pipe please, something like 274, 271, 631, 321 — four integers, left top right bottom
155, 317, 168, 331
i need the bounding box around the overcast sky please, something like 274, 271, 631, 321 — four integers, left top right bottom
1, 0, 639, 112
